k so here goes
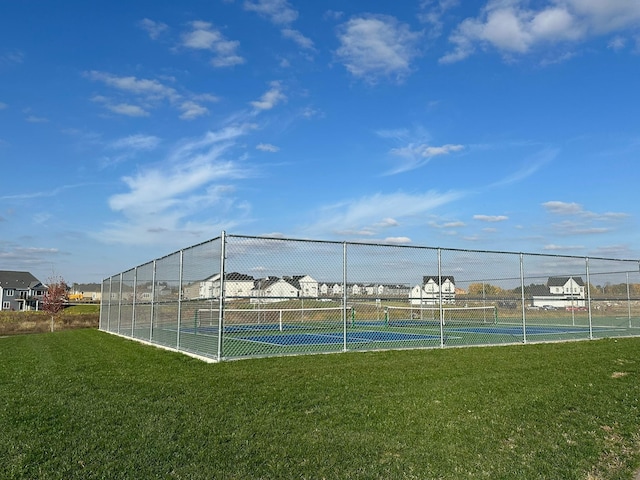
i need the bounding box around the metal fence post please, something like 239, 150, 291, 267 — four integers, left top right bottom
177, 249, 184, 350
150, 260, 156, 342
520, 253, 527, 344
627, 272, 632, 328
586, 257, 593, 340
438, 248, 444, 348
343, 242, 348, 352
117, 273, 123, 335
131, 266, 137, 337
217, 231, 227, 361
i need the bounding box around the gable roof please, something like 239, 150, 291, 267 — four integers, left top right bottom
0, 271, 44, 290
423, 275, 455, 285
547, 276, 585, 287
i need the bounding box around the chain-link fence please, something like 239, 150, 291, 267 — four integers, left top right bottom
100, 232, 640, 361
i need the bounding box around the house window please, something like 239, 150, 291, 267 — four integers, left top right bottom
6, 289, 14, 296
2, 301, 10, 309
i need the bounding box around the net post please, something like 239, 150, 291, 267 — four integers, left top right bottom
384, 307, 389, 327
279, 310, 283, 332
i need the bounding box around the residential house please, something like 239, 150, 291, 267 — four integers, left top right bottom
251, 275, 318, 303
69, 283, 102, 302
183, 272, 255, 300
0, 270, 46, 311
531, 276, 586, 309
410, 276, 456, 305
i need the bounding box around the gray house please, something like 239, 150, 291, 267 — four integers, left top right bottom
0, 271, 46, 311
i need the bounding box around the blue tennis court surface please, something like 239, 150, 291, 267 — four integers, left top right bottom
237, 330, 441, 346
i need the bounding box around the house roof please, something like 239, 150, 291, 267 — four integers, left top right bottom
423, 276, 455, 285
0, 271, 44, 289
547, 276, 585, 287
72, 283, 101, 292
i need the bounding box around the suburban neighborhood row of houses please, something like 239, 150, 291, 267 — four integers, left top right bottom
0, 270, 101, 311
1, 269, 587, 311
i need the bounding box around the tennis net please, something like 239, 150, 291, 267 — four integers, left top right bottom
385, 305, 498, 327
195, 306, 346, 333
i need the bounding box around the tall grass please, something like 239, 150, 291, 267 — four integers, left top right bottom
1, 330, 640, 479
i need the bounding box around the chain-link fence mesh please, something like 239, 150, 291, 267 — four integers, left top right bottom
99, 233, 640, 361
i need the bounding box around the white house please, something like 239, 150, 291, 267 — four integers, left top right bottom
283, 275, 319, 298
410, 276, 456, 305
252, 277, 299, 303
183, 272, 255, 300
531, 276, 586, 309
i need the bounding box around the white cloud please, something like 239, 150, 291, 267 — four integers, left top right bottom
178, 101, 209, 120
304, 190, 464, 238
110, 134, 161, 151
106, 103, 150, 117
256, 143, 279, 152
543, 200, 584, 215
25, 115, 49, 123
441, 0, 640, 63
385, 138, 464, 175
250, 81, 286, 110
243, 0, 298, 25
542, 200, 629, 237
181, 21, 245, 67
336, 14, 423, 83
86, 70, 217, 120
384, 236, 412, 244
473, 215, 508, 222
100, 125, 254, 245
418, 0, 460, 38
608, 35, 626, 50
86, 70, 178, 100
281, 28, 315, 49
138, 18, 169, 39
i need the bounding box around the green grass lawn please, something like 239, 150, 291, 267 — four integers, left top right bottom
1, 330, 640, 479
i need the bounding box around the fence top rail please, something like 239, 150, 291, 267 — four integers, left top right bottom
101, 232, 640, 282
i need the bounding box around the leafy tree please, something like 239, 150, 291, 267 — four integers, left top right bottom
43, 276, 68, 332
468, 283, 505, 296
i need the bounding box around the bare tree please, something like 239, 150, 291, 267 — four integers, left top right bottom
43, 276, 68, 332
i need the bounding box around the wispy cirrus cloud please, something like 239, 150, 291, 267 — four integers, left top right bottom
336, 14, 423, 83
303, 190, 464, 240
110, 134, 161, 151
378, 127, 464, 175
98, 124, 256, 246
542, 200, 630, 237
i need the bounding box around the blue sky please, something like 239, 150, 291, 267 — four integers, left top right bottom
1, 0, 640, 284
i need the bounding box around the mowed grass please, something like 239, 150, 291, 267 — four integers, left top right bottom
2, 331, 640, 479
